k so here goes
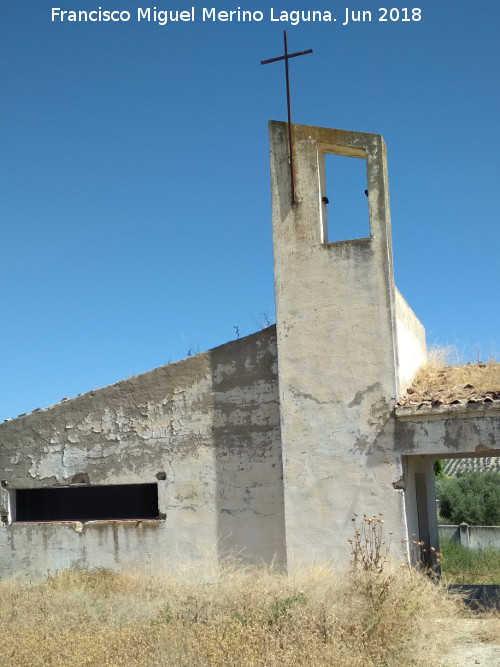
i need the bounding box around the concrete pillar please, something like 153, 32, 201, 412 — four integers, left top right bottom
459, 522, 470, 548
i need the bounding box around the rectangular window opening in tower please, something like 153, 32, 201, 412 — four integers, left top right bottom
320, 152, 370, 243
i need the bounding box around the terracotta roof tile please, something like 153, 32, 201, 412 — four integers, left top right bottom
398, 361, 500, 409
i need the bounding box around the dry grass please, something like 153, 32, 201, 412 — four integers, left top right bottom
404, 348, 500, 404
0, 559, 461, 666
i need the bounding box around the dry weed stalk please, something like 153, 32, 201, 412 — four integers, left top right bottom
409, 534, 441, 571
348, 513, 388, 573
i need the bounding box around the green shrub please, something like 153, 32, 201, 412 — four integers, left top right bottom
266, 592, 307, 626
433, 459, 445, 479
436, 471, 500, 525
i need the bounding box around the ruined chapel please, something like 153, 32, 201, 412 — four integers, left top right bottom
1, 122, 499, 580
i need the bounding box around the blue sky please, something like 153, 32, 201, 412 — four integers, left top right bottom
1, 1, 499, 421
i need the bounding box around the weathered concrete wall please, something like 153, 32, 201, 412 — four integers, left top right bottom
396, 404, 500, 457
439, 523, 500, 550
0, 327, 285, 580
395, 288, 426, 395
269, 122, 407, 564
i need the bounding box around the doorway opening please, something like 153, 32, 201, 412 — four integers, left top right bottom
435, 457, 500, 585
406, 455, 500, 583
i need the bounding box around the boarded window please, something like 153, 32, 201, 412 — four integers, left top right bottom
15, 483, 159, 522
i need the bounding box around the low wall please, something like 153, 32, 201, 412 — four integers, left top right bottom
439, 523, 500, 550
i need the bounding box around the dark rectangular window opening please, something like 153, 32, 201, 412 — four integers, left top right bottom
15, 483, 159, 522
321, 153, 370, 242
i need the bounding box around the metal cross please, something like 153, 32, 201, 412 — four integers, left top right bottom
261, 31, 313, 203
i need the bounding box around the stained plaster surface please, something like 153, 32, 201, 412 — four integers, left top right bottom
0, 327, 285, 580
395, 401, 500, 457
269, 123, 411, 564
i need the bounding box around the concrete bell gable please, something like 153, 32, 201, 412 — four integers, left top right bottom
0, 121, 497, 579
269, 122, 425, 563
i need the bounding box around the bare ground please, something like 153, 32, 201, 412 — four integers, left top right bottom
439, 618, 500, 666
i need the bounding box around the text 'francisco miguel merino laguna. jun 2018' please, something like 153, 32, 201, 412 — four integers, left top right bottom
51, 6, 423, 26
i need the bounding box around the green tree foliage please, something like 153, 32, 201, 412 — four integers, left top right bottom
433, 459, 445, 478
436, 471, 500, 525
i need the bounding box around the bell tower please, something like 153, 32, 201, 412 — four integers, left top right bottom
269, 121, 424, 564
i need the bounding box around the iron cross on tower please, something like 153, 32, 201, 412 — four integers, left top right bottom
261, 31, 313, 203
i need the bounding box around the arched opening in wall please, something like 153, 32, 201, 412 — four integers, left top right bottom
321, 152, 370, 242
434, 456, 500, 585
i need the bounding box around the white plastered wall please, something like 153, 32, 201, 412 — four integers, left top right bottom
269, 122, 411, 565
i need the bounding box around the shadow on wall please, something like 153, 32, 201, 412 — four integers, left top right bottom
210, 326, 287, 566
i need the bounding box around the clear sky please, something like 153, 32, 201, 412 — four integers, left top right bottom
1, 1, 499, 422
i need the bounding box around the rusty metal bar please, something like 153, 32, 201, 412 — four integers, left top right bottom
283, 32, 295, 202
260, 49, 313, 66
261, 31, 313, 204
